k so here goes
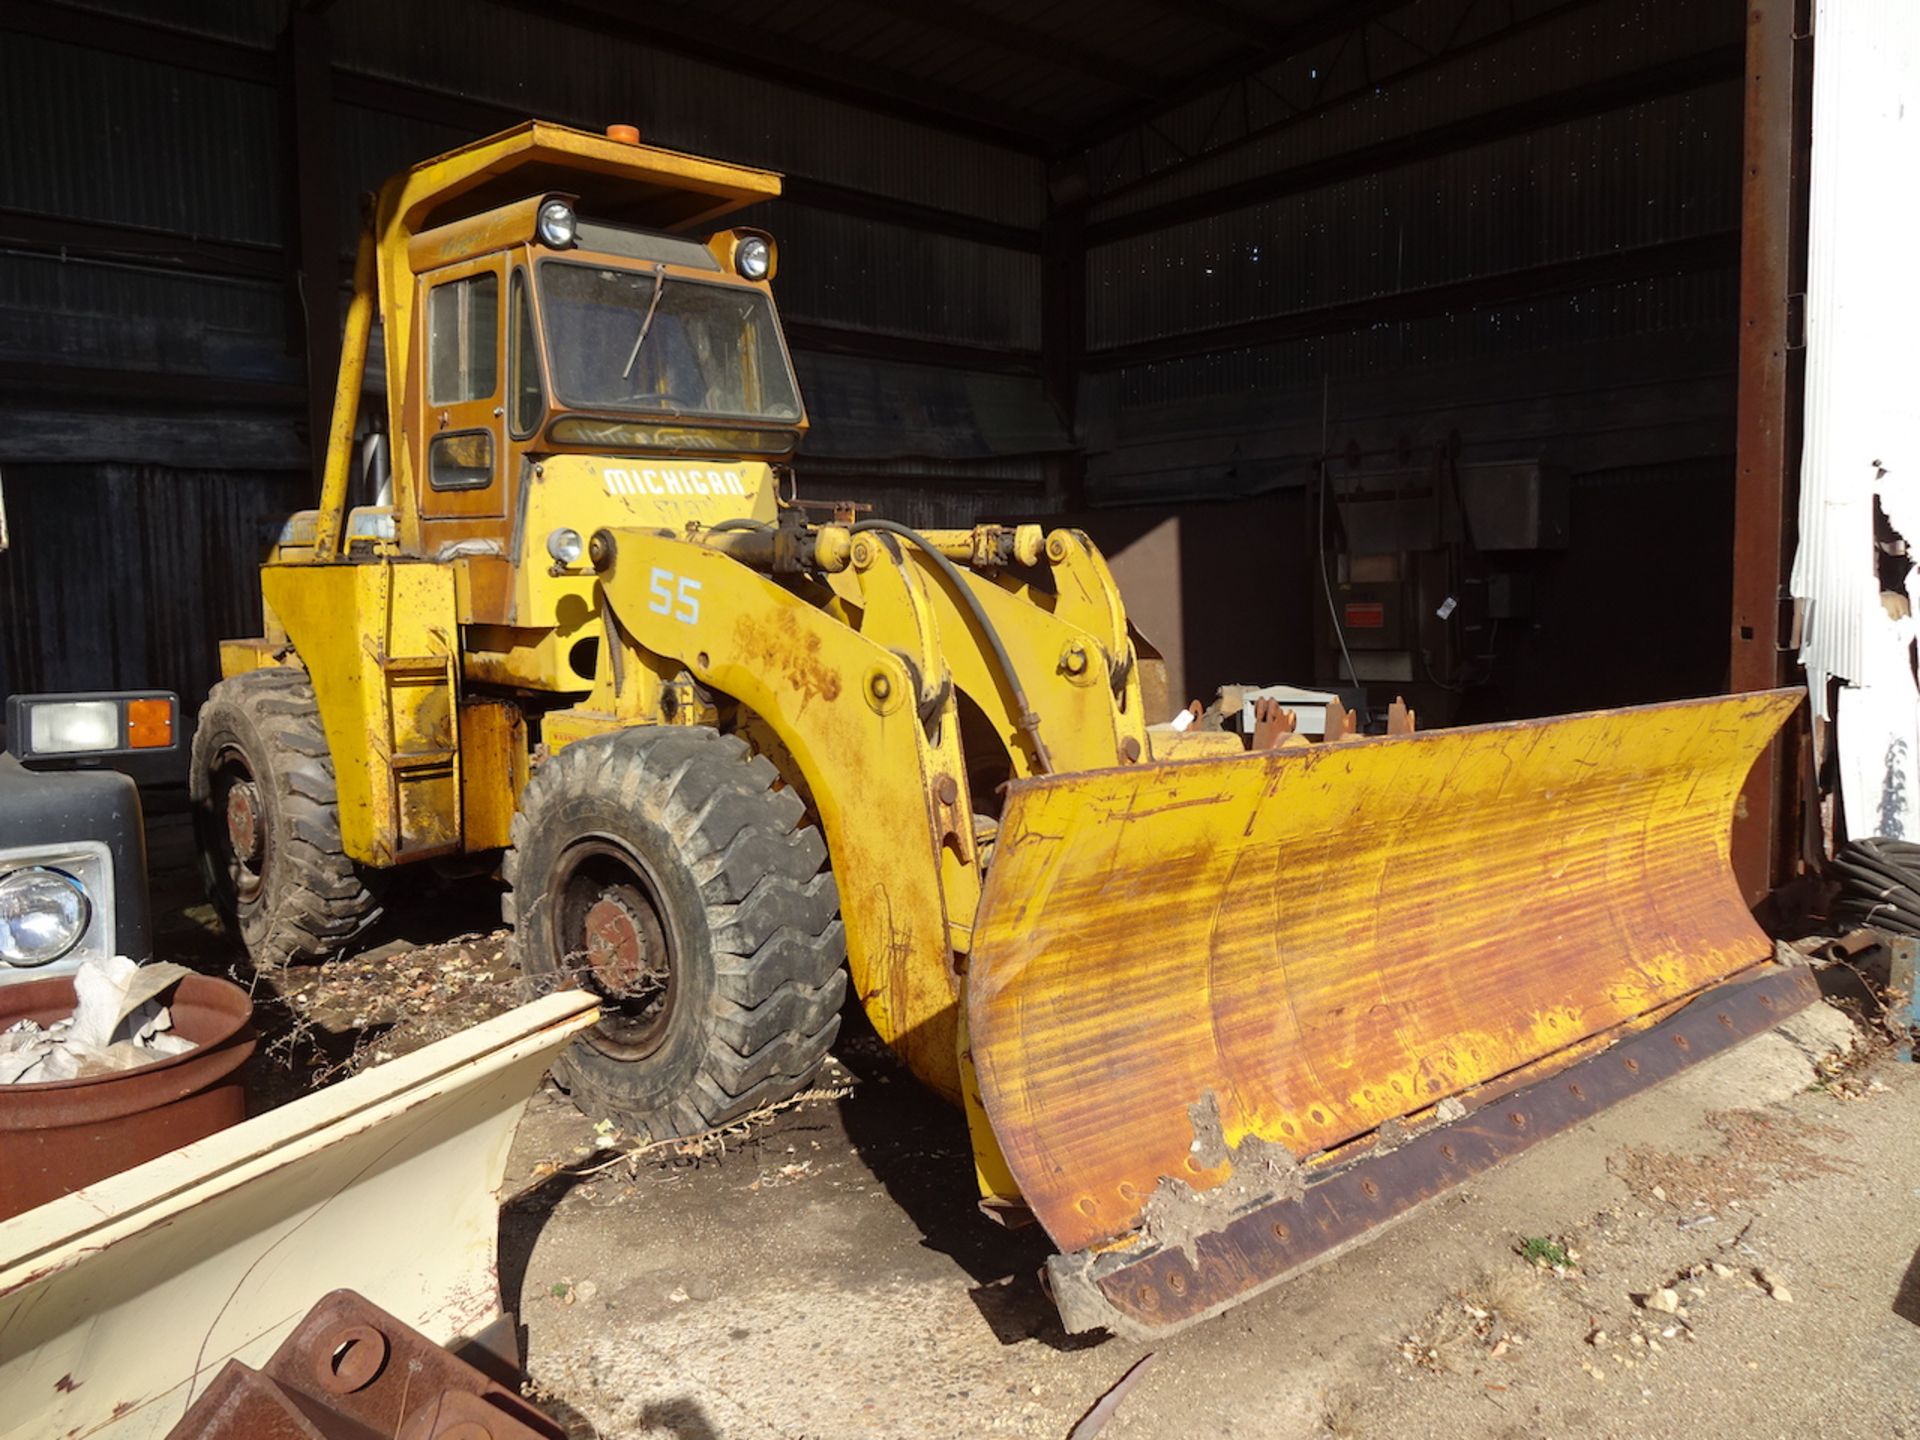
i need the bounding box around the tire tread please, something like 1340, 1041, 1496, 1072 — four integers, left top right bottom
190, 669, 384, 968
504, 727, 846, 1139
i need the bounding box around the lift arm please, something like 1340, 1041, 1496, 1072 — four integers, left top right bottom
585, 526, 979, 1104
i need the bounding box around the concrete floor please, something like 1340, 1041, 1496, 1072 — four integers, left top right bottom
499, 998, 1917, 1440
144, 803, 1920, 1439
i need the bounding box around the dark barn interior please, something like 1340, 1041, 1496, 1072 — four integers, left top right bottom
2, 0, 1751, 727
20, 11, 1920, 1438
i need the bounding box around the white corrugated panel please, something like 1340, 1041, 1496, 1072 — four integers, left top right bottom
1792, 0, 1920, 843
1792, 0, 1920, 711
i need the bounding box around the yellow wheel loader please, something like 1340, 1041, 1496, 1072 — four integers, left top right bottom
194, 121, 1816, 1337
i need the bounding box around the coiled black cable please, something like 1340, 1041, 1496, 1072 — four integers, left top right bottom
1832, 836, 1920, 935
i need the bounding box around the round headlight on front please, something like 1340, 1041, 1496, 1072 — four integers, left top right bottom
735, 235, 771, 280
546, 527, 584, 566
538, 199, 578, 249
0, 867, 90, 966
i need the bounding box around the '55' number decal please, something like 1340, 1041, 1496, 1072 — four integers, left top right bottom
647, 567, 702, 625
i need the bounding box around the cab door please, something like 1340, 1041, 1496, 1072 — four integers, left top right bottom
415, 256, 507, 538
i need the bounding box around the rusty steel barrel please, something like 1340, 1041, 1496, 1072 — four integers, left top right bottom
0, 972, 256, 1221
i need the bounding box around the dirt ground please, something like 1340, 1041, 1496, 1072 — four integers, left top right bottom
144, 799, 1920, 1440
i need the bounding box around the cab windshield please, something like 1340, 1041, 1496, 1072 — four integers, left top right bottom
537, 261, 802, 425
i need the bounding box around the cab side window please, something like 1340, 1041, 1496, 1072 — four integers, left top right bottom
510, 268, 544, 437
428, 273, 499, 405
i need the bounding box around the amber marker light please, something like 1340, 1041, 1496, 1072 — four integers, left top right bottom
126, 696, 175, 749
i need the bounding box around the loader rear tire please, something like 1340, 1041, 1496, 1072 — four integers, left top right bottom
189, 667, 386, 970
504, 727, 846, 1140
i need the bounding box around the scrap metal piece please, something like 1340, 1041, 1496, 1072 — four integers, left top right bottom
1044, 963, 1818, 1337
967, 688, 1802, 1327
1889, 934, 1920, 1062
1249, 698, 1296, 751
165, 1290, 565, 1439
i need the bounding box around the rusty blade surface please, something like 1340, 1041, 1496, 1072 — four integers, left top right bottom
1046, 963, 1819, 1338
967, 688, 1802, 1258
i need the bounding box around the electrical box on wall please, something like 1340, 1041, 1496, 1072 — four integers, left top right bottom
1315, 453, 1568, 724
1457, 463, 1570, 551
1487, 572, 1536, 620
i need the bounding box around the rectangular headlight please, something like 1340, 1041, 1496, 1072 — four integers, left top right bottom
6, 691, 180, 762
28, 701, 118, 754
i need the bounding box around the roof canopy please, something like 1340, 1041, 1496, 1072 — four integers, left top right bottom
380, 120, 782, 241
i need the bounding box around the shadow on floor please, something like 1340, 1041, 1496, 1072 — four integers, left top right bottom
1896, 1244, 1920, 1328
831, 1005, 1106, 1353
147, 794, 1103, 1355
498, 1161, 593, 1321
634, 1399, 721, 1440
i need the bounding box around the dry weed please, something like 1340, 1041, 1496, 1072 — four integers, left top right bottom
1611, 1107, 1847, 1209
1321, 1388, 1362, 1437
512, 1082, 854, 1198
1464, 1265, 1546, 1332
1402, 1263, 1543, 1373
1401, 1300, 1482, 1372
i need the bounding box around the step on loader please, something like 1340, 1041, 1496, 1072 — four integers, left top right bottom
193, 121, 1813, 1337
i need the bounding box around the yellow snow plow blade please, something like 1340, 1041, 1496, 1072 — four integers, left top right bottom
967, 688, 1812, 1336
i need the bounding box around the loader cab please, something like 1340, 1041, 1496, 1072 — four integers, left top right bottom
399, 197, 804, 667
406, 204, 803, 514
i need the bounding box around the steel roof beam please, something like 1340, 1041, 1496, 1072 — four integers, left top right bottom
1069, 0, 1409, 152
1089, 0, 1610, 207
0, 3, 1039, 252
491, 0, 1056, 154
825, 0, 1165, 96
0, 0, 1053, 156
1083, 231, 1739, 371
1086, 46, 1744, 244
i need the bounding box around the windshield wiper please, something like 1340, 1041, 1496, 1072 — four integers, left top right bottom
621, 266, 669, 380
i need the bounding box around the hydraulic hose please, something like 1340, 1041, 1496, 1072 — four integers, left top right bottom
851, 518, 1054, 775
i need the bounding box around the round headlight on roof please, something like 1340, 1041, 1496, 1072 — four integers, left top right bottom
538, 199, 577, 249
735, 235, 771, 280
0, 867, 90, 966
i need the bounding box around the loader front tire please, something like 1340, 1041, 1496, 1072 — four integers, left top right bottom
189, 667, 385, 970
504, 727, 846, 1139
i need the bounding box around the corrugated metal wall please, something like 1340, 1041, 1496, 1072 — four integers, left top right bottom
1792, 0, 1920, 843
0, 465, 310, 704
0, 28, 299, 404
329, 1, 1043, 225
1083, 269, 1738, 503
1088, 85, 1739, 349
1085, 0, 1734, 218
752, 203, 1039, 349
1061, 0, 1746, 715
0, 0, 1060, 704
0, 0, 1755, 720
0, 2, 1052, 442
0, 34, 283, 240
1079, 0, 1744, 509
